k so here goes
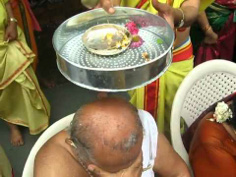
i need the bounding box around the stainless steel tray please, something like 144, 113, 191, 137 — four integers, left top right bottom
53, 7, 174, 92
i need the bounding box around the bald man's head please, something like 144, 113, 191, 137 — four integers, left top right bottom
69, 97, 143, 172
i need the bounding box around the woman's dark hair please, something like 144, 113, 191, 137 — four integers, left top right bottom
227, 96, 236, 129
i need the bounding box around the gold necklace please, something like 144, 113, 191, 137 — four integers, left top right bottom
78, 158, 94, 177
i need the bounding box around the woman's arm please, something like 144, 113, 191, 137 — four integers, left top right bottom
197, 11, 218, 44
4, 1, 18, 41
176, 0, 200, 27
90, 0, 200, 28
5, 1, 15, 20
81, 0, 120, 13
152, 0, 199, 28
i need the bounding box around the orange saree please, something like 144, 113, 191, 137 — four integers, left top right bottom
189, 116, 236, 177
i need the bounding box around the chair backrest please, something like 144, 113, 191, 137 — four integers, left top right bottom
22, 114, 74, 177
171, 60, 236, 169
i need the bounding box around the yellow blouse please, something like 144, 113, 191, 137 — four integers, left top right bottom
120, 0, 184, 13
2, 0, 9, 3
120, 0, 214, 13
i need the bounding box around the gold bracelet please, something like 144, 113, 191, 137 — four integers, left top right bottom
177, 8, 185, 28
9, 17, 18, 23
203, 25, 212, 33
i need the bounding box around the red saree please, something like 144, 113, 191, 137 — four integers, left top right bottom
194, 0, 236, 66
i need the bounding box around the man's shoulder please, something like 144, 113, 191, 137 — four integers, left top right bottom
35, 134, 68, 163
34, 131, 69, 170
34, 131, 85, 177
35, 131, 67, 158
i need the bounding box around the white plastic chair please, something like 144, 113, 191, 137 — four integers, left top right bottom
22, 114, 74, 177
171, 60, 236, 170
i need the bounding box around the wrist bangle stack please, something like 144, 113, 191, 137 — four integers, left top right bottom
9, 17, 18, 23
203, 25, 212, 33
177, 8, 185, 28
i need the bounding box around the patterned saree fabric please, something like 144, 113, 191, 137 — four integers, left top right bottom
192, 0, 236, 65
0, 0, 50, 135
0, 145, 12, 177
10, 0, 41, 70
119, 0, 192, 137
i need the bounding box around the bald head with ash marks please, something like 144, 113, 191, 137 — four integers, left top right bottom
68, 97, 143, 172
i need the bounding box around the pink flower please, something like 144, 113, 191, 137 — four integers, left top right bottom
125, 21, 144, 48
130, 37, 144, 48
125, 21, 139, 35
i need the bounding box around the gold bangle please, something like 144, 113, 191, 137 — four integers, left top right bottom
177, 8, 185, 28
9, 17, 17, 23
203, 25, 212, 33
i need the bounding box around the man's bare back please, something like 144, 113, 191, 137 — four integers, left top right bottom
34, 98, 190, 177
34, 130, 89, 177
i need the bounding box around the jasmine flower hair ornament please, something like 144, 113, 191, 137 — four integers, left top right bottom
213, 102, 233, 123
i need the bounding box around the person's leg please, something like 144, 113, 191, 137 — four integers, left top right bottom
7, 122, 24, 146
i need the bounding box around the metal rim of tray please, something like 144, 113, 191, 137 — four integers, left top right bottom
52, 7, 174, 72
56, 51, 173, 92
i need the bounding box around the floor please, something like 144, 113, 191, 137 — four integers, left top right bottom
0, 81, 128, 177
33, 0, 87, 87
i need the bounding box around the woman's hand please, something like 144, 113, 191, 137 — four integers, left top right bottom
204, 27, 218, 44
95, 0, 121, 14
152, 0, 175, 29
4, 22, 18, 41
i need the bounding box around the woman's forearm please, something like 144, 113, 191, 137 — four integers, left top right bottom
4, 1, 18, 41
197, 11, 212, 32
174, 0, 200, 27
5, 1, 15, 20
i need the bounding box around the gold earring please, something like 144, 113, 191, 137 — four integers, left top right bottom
206, 118, 215, 122
65, 138, 77, 148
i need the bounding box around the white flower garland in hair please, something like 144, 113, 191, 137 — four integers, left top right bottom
213, 102, 233, 123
